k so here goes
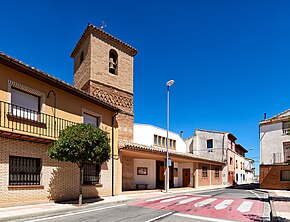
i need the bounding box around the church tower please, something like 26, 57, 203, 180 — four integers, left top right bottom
71, 24, 137, 142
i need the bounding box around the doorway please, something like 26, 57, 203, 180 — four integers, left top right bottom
156, 160, 174, 189
182, 169, 190, 187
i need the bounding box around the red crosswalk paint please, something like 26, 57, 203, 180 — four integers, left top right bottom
130, 194, 264, 222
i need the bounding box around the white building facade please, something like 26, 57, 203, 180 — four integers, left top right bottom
260, 109, 290, 189
185, 129, 248, 186
126, 124, 225, 190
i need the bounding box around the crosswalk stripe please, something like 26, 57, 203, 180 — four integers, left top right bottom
214, 200, 234, 210
194, 198, 217, 207
146, 195, 176, 202
177, 197, 202, 205
237, 201, 253, 213
160, 196, 188, 203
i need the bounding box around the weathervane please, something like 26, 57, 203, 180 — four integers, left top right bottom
100, 21, 107, 30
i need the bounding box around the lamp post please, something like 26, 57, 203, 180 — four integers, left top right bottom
166, 79, 174, 193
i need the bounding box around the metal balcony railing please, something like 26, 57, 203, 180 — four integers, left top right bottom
0, 101, 76, 139
273, 151, 290, 163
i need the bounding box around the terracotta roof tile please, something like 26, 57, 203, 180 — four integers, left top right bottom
0, 52, 120, 112
70, 23, 138, 58
120, 141, 225, 164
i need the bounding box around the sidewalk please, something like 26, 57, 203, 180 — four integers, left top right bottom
267, 189, 290, 222
0, 187, 216, 222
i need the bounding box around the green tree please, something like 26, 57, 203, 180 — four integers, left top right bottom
48, 123, 111, 205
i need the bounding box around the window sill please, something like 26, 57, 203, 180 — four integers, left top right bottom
8, 185, 44, 190
83, 184, 103, 188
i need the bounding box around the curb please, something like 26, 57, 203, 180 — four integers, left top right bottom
0, 198, 132, 222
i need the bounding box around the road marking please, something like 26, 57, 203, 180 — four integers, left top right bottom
214, 200, 234, 210
177, 196, 202, 205
237, 201, 253, 213
249, 190, 262, 199
25, 204, 126, 222
194, 198, 217, 207
174, 212, 236, 222
160, 196, 187, 203
146, 195, 176, 202
145, 212, 173, 222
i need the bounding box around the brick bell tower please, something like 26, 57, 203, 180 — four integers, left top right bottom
71, 24, 137, 142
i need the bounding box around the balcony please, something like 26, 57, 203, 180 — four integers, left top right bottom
273, 151, 290, 164
0, 101, 76, 141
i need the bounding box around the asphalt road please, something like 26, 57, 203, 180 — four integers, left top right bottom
16, 185, 271, 222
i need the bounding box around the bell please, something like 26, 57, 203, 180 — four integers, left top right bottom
109, 58, 116, 73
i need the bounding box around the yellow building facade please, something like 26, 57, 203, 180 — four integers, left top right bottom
0, 24, 137, 206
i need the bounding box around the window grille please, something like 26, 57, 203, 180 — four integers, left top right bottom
202, 166, 208, 178
83, 164, 101, 184
9, 156, 41, 185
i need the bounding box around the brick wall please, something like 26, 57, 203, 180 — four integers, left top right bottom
211, 165, 222, 185
0, 137, 113, 206
260, 164, 290, 189
198, 163, 210, 187
121, 156, 134, 191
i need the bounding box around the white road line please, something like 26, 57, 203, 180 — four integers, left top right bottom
177, 196, 202, 205
145, 212, 173, 222
249, 190, 262, 199
214, 200, 234, 210
25, 204, 126, 222
237, 201, 253, 213
194, 198, 217, 207
160, 196, 187, 203
146, 195, 176, 202
174, 212, 236, 222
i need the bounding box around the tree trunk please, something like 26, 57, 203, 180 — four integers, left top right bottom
79, 166, 83, 205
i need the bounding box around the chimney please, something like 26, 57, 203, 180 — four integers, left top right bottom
264, 113, 267, 120
180, 130, 183, 139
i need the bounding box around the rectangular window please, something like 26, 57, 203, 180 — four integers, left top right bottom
207, 139, 213, 148
83, 113, 99, 126
230, 157, 233, 165
158, 136, 161, 146
11, 88, 39, 121
215, 168, 219, 178
241, 162, 243, 170
9, 156, 41, 185
83, 164, 101, 184
236, 160, 238, 169
154, 135, 158, 145
173, 140, 176, 149
202, 166, 208, 178
281, 170, 290, 181
162, 137, 165, 147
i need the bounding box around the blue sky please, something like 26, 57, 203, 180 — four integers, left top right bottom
1, 0, 290, 174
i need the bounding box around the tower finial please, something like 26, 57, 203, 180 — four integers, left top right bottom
100, 21, 107, 30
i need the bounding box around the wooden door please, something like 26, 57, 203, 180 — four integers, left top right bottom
183, 169, 190, 187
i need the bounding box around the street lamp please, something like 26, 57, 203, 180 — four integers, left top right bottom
166, 79, 174, 193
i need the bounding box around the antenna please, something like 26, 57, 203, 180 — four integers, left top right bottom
100, 21, 107, 30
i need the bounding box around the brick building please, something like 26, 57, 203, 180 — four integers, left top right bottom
0, 24, 137, 205
260, 109, 290, 189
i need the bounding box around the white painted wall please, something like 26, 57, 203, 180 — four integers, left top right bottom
133, 159, 156, 189
260, 122, 290, 164
185, 130, 227, 162
134, 124, 186, 153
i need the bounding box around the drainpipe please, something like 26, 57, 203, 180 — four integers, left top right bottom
111, 112, 118, 196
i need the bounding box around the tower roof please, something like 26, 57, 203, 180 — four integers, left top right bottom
70, 23, 138, 58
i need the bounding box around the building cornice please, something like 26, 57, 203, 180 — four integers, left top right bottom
70, 23, 138, 58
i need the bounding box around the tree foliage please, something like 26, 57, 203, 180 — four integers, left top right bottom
48, 123, 111, 168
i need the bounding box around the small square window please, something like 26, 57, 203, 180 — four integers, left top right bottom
281, 170, 290, 181
207, 139, 213, 149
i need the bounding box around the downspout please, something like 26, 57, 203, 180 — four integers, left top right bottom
111, 112, 118, 196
